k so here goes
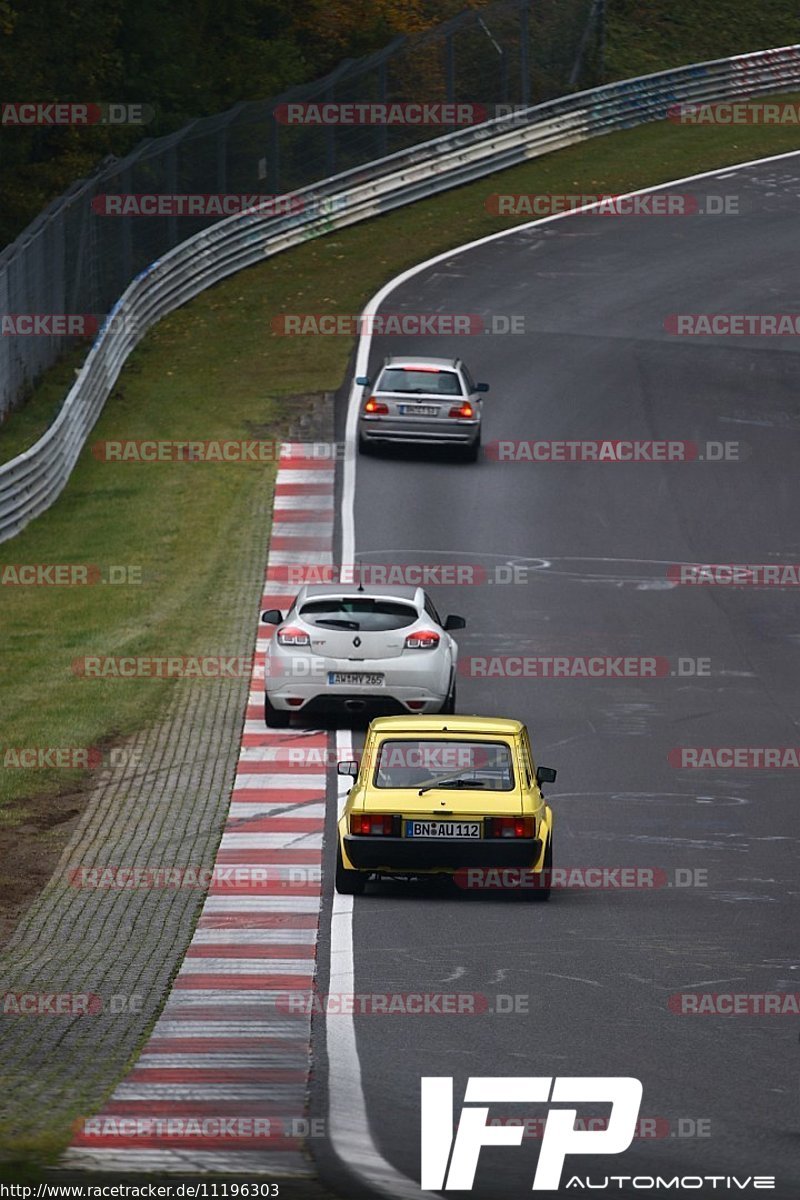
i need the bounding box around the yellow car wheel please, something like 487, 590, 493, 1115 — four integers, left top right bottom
335, 840, 367, 896
529, 834, 552, 902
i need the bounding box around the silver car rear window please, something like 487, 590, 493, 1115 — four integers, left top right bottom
378, 368, 463, 396
299, 598, 418, 631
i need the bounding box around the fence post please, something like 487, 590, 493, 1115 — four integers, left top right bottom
120, 164, 133, 286
519, 0, 531, 107
378, 59, 389, 159
166, 145, 179, 248
597, 0, 606, 82
268, 112, 281, 195
445, 33, 456, 105
325, 83, 336, 178
0, 254, 12, 420
217, 123, 228, 194
570, 0, 604, 88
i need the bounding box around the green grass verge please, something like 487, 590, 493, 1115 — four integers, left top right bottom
606, 1, 800, 80
2, 99, 800, 824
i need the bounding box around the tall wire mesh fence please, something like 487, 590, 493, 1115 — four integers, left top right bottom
0, 0, 602, 419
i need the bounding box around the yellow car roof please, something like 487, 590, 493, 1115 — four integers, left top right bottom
367, 715, 525, 736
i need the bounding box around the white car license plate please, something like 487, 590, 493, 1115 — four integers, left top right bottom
406, 821, 481, 839
399, 404, 438, 417
328, 672, 385, 686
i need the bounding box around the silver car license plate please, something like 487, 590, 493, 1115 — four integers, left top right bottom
398, 404, 438, 417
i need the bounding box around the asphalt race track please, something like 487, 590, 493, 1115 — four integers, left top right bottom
313, 155, 800, 1199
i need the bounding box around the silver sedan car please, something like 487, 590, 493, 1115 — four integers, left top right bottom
356, 356, 488, 460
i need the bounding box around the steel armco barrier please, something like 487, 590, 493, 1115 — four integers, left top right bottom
2, 45, 799, 543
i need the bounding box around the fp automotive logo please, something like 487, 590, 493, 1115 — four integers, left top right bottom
420, 1076, 642, 1190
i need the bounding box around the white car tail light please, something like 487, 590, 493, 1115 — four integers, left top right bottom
405, 630, 440, 650
277, 625, 310, 647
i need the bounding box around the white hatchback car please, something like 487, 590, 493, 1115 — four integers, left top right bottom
261, 584, 465, 727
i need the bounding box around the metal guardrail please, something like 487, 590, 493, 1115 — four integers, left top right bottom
2, 44, 799, 543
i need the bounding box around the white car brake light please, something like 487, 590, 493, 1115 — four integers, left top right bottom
404, 630, 440, 650
277, 625, 311, 647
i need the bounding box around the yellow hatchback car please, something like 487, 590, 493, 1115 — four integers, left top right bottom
336, 715, 556, 899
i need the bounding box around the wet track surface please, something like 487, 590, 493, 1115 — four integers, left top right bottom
312, 158, 800, 1199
